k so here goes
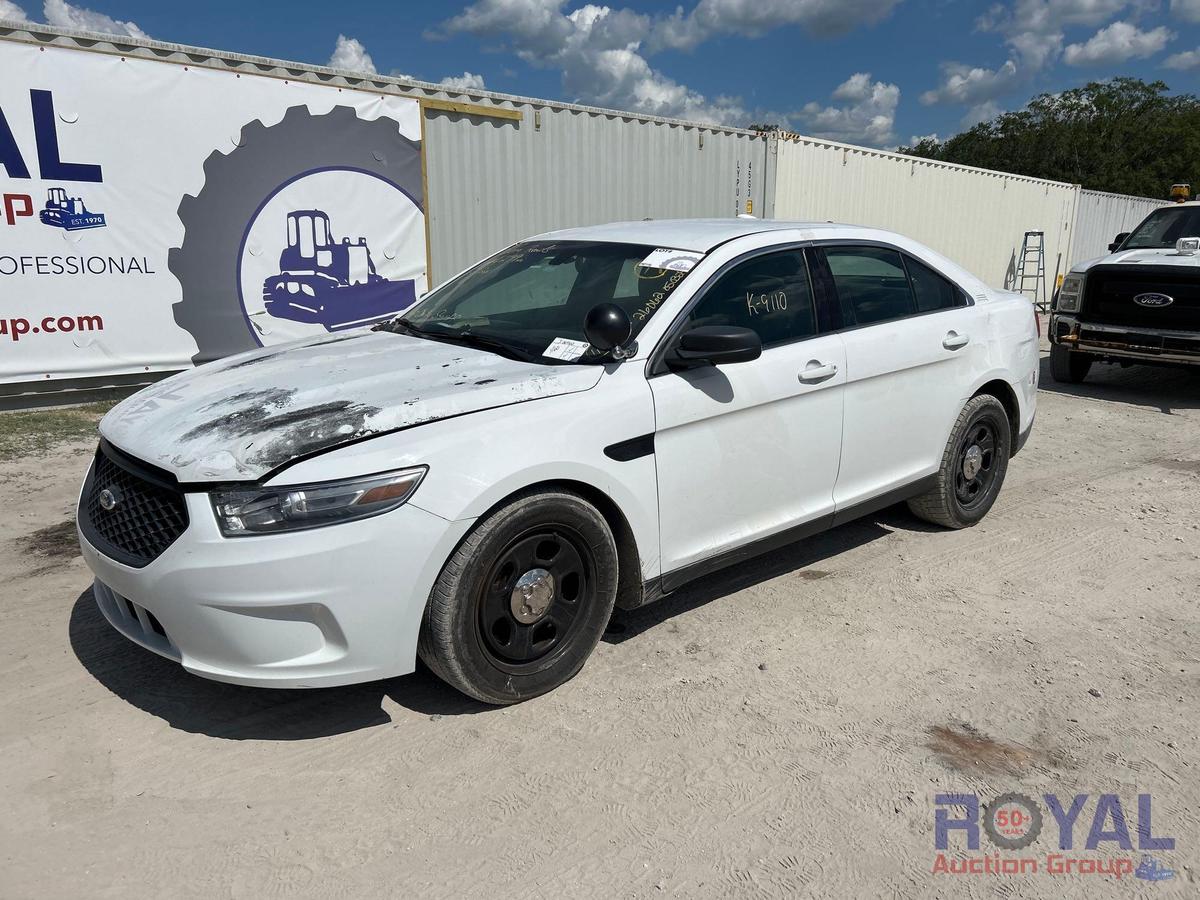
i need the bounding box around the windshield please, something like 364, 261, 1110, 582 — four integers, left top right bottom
398, 241, 695, 364
1123, 206, 1200, 250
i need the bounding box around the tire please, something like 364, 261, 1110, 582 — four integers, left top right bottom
907, 394, 1012, 529
418, 490, 619, 705
1049, 342, 1093, 383
169, 105, 423, 364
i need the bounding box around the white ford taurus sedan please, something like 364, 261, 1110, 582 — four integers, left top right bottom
78, 219, 1039, 703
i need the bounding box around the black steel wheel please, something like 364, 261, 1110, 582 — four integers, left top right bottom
908, 393, 1012, 529
418, 490, 619, 705
953, 419, 999, 511
476, 526, 595, 672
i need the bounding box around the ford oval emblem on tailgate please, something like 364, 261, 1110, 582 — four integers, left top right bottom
1133, 292, 1174, 308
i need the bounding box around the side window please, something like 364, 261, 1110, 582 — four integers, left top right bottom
825, 246, 914, 326
905, 255, 964, 313
685, 250, 815, 348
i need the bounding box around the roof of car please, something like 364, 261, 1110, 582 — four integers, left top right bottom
534, 218, 865, 252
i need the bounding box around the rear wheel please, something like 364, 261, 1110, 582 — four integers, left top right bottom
908, 394, 1011, 529
1049, 342, 1093, 383
418, 490, 619, 705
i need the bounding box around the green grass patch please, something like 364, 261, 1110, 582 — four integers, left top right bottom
0, 402, 115, 462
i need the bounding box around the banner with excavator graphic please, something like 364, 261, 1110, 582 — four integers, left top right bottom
0, 37, 427, 385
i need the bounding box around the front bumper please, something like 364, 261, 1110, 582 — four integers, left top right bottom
79, 492, 472, 688
1050, 314, 1200, 365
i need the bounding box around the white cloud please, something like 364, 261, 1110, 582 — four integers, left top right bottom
440, 1, 745, 123
920, 59, 1019, 106
795, 73, 900, 146
328, 34, 377, 74
1063, 20, 1173, 64
962, 100, 1003, 127
0, 0, 30, 22
650, 0, 902, 51
439, 71, 487, 91
925, 1, 1154, 117
564, 44, 746, 123
1169, 0, 1200, 23
1163, 45, 1200, 68
1005, 30, 1064, 68
977, 0, 1130, 69
41, 0, 147, 38
908, 132, 940, 145
437, 1, 904, 125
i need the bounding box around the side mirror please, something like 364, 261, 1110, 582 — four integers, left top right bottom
583, 303, 632, 354
1108, 232, 1130, 253
670, 325, 762, 368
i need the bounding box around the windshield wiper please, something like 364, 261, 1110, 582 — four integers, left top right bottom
376, 318, 535, 362
436, 330, 536, 362
372, 317, 427, 336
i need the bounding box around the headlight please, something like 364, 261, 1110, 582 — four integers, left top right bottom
1057, 273, 1084, 312
211, 467, 426, 536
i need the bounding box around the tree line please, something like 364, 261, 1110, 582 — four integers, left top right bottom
897, 78, 1199, 199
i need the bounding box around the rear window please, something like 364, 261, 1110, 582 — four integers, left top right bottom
905, 255, 963, 313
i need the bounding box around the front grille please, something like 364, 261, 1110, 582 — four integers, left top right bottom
79, 441, 189, 567
1081, 265, 1200, 331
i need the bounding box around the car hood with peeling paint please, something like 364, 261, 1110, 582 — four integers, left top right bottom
100, 330, 603, 483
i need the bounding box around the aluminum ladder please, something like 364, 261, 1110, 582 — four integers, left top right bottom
1015, 231, 1048, 312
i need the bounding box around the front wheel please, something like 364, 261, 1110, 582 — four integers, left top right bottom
1049, 342, 1093, 383
417, 490, 619, 705
908, 394, 1011, 529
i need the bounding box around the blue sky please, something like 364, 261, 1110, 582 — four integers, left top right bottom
2, 1, 1198, 147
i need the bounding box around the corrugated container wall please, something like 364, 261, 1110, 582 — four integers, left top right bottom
424, 109, 767, 282
1070, 189, 1163, 264
770, 135, 1080, 292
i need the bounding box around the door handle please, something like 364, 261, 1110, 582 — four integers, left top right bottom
942, 331, 970, 350
799, 361, 838, 383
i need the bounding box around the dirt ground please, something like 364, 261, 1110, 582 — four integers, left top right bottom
1, 352, 1198, 899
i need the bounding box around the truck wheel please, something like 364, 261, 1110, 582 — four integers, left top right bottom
418, 490, 619, 705
1049, 343, 1093, 383
908, 394, 1011, 529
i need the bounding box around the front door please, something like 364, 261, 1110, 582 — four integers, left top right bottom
649, 248, 846, 577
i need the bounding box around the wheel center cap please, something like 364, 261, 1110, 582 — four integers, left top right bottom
511, 568, 555, 624
962, 444, 984, 480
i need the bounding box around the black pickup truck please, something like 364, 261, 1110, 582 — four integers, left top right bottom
1049, 202, 1200, 382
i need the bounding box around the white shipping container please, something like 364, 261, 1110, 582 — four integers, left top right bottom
769, 134, 1080, 294
425, 108, 768, 282
1071, 189, 1164, 264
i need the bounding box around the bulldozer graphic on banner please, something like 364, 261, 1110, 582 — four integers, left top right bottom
262, 209, 417, 332
39, 187, 107, 231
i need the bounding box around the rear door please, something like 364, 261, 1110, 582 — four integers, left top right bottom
649, 247, 846, 576
813, 244, 986, 509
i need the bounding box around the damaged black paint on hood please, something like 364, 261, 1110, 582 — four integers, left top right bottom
100, 330, 603, 482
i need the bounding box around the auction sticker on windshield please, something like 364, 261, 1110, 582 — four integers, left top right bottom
543, 337, 591, 361
639, 248, 702, 273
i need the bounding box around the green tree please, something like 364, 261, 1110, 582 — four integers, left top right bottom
898, 78, 1200, 198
